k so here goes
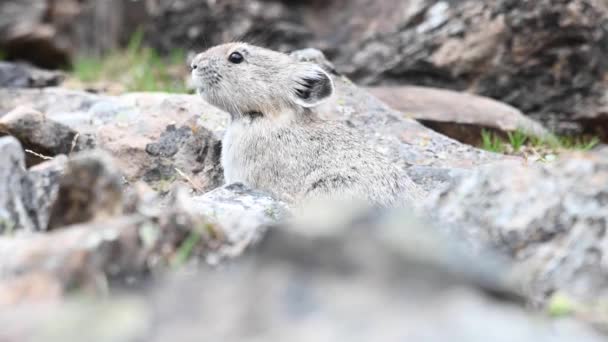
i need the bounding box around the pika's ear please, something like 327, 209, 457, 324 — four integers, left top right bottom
291, 64, 334, 108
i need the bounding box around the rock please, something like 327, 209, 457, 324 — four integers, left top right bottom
0, 89, 226, 193
366, 86, 551, 145
333, 0, 608, 139
0, 106, 95, 166
0, 206, 604, 341
0, 0, 75, 68
146, 0, 313, 55
0, 135, 70, 234
0, 0, 148, 68
22, 155, 68, 232
188, 183, 290, 262
0, 136, 31, 233
426, 147, 608, 319
0, 150, 288, 299
0, 62, 64, 88
47, 151, 127, 230
0, 136, 68, 233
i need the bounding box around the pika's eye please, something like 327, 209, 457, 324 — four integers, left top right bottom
228, 52, 244, 64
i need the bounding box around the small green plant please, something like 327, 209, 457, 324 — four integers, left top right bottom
558, 136, 600, 151
0, 50, 6, 61
507, 130, 528, 152
480, 129, 601, 155
171, 230, 202, 268
72, 29, 188, 93
481, 129, 505, 153
547, 293, 576, 317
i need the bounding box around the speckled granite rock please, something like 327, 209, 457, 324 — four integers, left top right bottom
189, 183, 289, 262
427, 147, 608, 321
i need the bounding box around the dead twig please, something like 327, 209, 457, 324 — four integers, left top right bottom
25, 149, 53, 161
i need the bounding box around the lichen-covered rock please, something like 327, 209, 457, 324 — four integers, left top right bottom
0, 89, 226, 193
427, 148, 608, 313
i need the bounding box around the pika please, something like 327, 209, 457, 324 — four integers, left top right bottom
191, 43, 422, 206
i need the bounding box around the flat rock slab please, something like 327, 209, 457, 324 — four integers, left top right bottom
367, 85, 551, 145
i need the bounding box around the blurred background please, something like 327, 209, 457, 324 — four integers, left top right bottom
2, 0, 607, 143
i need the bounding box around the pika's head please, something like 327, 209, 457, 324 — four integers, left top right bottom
191, 43, 334, 119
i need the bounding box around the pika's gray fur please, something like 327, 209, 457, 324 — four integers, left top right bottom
191, 43, 423, 206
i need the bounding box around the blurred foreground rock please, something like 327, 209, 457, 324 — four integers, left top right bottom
0, 139, 285, 304
1, 207, 604, 342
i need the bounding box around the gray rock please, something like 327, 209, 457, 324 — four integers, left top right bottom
0, 136, 31, 233
0, 136, 68, 233
427, 148, 608, 312
0, 106, 95, 166
332, 0, 608, 140
0, 62, 64, 88
22, 155, 68, 232
47, 151, 127, 230
189, 183, 289, 262
0, 89, 226, 193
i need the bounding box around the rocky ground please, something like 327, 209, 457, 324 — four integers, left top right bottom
2, 0, 608, 341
